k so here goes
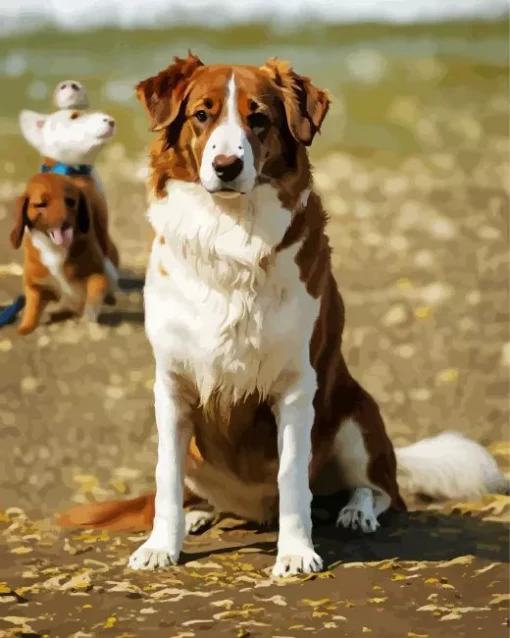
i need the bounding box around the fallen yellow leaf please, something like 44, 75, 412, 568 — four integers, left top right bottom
436, 368, 459, 384
302, 598, 331, 608
437, 555, 474, 568
490, 593, 510, 606
397, 278, 413, 290
415, 306, 431, 319
104, 615, 117, 629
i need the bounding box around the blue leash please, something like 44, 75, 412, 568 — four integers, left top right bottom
0, 295, 25, 328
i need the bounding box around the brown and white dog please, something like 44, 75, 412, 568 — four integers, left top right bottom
11, 172, 119, 334
58, 53, 509, 577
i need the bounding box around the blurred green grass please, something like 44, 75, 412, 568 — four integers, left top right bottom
0, 19, 508, 182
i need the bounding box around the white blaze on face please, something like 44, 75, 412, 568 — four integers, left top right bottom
199, 74, 256, 194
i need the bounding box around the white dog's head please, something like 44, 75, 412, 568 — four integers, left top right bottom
53, 80, 89, 110
19, 109, 116, 165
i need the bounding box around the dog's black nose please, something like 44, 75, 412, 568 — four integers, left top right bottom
212, 154, 243, 182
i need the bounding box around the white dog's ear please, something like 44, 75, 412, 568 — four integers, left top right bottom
19, 110, 47, 148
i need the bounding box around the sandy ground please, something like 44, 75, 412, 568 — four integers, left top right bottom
0, 147, 509, 636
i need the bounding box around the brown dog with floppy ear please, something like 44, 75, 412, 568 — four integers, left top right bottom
10, 172, 119, 335
260, 57, 331, 147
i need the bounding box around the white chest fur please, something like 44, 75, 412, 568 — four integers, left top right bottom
29, 230, 83, 306
144, 181, 320, 407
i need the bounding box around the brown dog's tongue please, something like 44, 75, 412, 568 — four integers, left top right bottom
49, 227, 74, 248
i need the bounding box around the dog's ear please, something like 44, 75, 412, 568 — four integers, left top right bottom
76, 192, 90, 234
19, 110, 47, 149
260, 58, 331, 147
10, 194, 29, 250
135, 51, 204, 132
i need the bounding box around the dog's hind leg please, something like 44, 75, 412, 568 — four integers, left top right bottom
185, 506, 216, 535
328, 389, 405, 532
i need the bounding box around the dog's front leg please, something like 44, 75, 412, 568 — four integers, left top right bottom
129, 367, 192, 570
272, 369, 323, 577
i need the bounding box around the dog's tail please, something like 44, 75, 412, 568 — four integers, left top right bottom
58, 493, 155, 531
395, 431, 509, 501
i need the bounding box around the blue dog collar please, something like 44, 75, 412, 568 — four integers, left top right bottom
41, 162, 93, 177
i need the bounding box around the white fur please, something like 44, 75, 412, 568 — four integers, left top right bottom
199, 74, 256, 194
130, 179, 321, 575
332, 418, 392, 530
28, 229, 116, 317
336, 487, 380, 533
185, 509, 215, 534
19, 109, 115, 166
395, 431, 510, 501
272, 371, 323, 577
90, 168, 106, 197
53, 80, 89, 110
103, 256, 119, 292
129, 369, 192, 570
29, 229, 84, 312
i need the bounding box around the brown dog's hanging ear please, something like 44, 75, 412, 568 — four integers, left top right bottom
76, 192, 90, 234
10, 194, 29, 250
135, 51, 204, 132
261, 58, 331, 146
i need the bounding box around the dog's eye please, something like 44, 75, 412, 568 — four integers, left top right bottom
194, 110, 208, 123
247, 112, 270, 135
60, 83, 67, 90
70, 112, 80, 120
65, 197, 76, 207
34, 202, 46, 208
71, 83, 79, 91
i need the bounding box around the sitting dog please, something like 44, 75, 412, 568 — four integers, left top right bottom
18, 105, 118, 286
10, 172, 119, 334
58, 53, 509, 577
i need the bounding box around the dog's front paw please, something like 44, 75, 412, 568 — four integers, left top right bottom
83, 304, 101, 323
17, 323, 36, 335
128, 542, 180, 571
272, 546, 323, 578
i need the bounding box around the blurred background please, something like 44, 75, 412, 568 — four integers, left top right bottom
0, 1, 508, 517
0, 0, 508, 181
0, 4, 509, 634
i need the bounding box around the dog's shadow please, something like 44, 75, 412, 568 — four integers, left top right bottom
98, 272, 146, 326
184, 492, 509, 566
314, 510, 509, 566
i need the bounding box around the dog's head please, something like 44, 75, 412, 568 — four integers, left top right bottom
136, 52, 331, 198
53, 80, 89, 110
10, 173, 90, 250
19, 108, 116, 164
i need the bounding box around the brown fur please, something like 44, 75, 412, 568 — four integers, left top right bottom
11, 172, 119, 335
58, 53, 405, 532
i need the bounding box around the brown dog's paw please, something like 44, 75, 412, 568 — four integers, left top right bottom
17, 323, 36, 335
